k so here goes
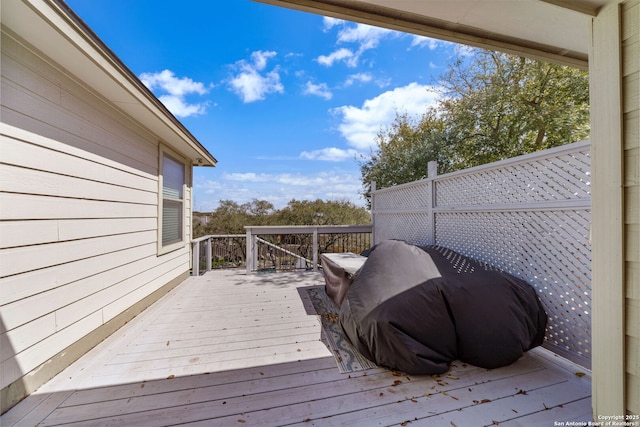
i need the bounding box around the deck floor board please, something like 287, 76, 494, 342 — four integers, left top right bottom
1, 270, 592, 426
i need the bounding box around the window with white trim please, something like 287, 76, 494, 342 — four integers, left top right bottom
159, 147, 186, 253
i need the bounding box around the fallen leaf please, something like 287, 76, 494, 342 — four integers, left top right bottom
446, 374, 459, 380
481, 399, 491, 404
387, 388, 397, 393
516, 389, 527, 395
303, 418, 311, 422
166, 341, 170, 346
451, 422, 458, 427
392, 371, 402, 376
492, 421, 499, 425
392, 380, 402, 386
166, 375, 175, 379
237, 419, 246, 423
400, 421, 410, 426
575, 372, 586, 377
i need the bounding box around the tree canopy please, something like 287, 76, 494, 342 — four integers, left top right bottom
193, 198, 370, 237
360, 49, 590, 206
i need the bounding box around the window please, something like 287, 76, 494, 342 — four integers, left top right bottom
159, 147, 186, 253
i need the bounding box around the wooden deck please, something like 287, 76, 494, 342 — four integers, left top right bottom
2, 270, 592, 426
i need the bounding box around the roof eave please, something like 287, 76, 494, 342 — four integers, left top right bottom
255, 0, 590, 69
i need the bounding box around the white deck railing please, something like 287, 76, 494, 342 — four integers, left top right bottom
244, 225, 373, 274
191, 225, 373, 276
371, 140, 591, 367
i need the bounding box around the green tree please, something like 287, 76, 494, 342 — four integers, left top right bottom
440, 50, 589, 168
194, 198, 370, 238
359, 110, 452, 204
275, 199, 370, 225
359, 49, 589, 206
202, 200, 251, 235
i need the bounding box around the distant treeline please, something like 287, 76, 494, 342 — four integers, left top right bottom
193, 198, 370, 238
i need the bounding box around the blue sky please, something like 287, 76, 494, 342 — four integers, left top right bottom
65, 0, 466, 211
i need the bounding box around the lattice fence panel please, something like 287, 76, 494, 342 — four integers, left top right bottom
370, 141, 592, 367
435, 210, 591, 366
374, 180, 432, 210
374, 212, 432, 247
436, 149, 591, 206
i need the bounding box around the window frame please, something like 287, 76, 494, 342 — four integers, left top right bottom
158, 145, 188, 255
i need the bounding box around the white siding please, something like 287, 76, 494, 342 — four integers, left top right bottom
0, 28, 192, 400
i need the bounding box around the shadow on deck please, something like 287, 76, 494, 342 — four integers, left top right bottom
1, 270, 592, 426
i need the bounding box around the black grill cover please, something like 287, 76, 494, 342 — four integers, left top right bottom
338, 240, 547, 374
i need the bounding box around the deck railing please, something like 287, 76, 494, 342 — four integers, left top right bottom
190, 225, 372, 276
190, 234, 246, 275
245, 225, 373, 274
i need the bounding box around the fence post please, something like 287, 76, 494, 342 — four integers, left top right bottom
192, 241, 200, 276
245, 228, 252, 274
427, 161, 437, 245
205, 237, 212, 272
371, 181, 376, 246
312, 227, 319, 271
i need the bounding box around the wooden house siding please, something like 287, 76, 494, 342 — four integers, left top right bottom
0, 29, 192, 410
622, 0, 640, 416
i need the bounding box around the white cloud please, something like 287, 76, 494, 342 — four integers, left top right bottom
158, 95, 207, 117
317, 48, 354, 67
318, 21, 396, 67
336, 23, 393, 50
410, 35, 442, 50
140, 69, 208, 96
303, 81, 333, 100
251, 50, 277, 71
322, 16, 345, 31
197, 170, 365, 209
299, 147, 359, 161
139, 69, 210, 118
228, 50, 284, 103
223, 172, 271, 182
344, 72, 373, 87
332, 82, 440, 151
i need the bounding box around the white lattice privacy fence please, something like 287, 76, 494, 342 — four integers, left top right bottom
372, 140, 591, 368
